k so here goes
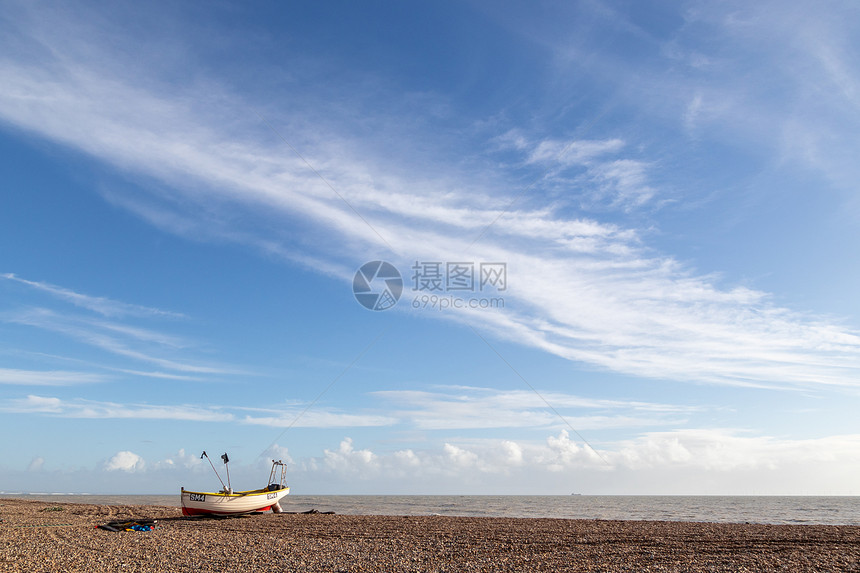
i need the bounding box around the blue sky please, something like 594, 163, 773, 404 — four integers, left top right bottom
2, 0, 860, 495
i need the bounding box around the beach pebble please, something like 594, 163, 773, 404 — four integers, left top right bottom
1, 499, 858, 572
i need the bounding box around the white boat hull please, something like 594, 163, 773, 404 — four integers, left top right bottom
180, 486, 290, 516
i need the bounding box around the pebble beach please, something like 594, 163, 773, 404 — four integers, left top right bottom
2, 498, 859, 572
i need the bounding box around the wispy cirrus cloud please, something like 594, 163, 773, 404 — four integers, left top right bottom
1, 274, 185, 319
1, 274, 239, 381
1, 388, 689, 430
0, 367, 108, 386
513, 135, 656, 209
0, 395, 396, 428
1, 395, 234, 421
374, 387, 697, 430
500, 0, 860, 202
241, 411, 397, 429
2, 1, 860, 393
666, 2, 860, 191
4, 307, 229, 375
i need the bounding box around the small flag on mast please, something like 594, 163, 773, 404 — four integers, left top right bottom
221, 453, 229, 464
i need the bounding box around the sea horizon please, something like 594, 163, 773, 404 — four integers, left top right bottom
4, 493, 860, 526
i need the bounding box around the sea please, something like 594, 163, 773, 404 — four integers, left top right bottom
4, 494, 860, 526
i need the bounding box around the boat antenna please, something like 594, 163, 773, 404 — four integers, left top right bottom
221, 453, 232, 491
200, 451, 227, 491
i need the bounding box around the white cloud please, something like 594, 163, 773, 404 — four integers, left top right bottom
1, 395, 234, 422
293, 429, 860, 493
105, 450, 144, 472
0, 387, 701, 436
27, 457, 45, 472
5, 429, 859, 494
153, 449, 206, 471
518, 136, 655, 209
261, 444, 293, 465
612, 428, 860, 472
677, 2, 860, 192
0, 368, 108, 386
303, 434, 601, 481
588, 159, 655, 207
322, 438, 378, 474
4, 307, 231, 375
501, 440, 524, 466
0, 394, 403, 429
393, 448, 421, 468
242, 410, 397, 428
7, 395, 63, 413
526, 137, 626, 165
542, 429, 588, 471
1, 273, 184, 318
375, 387, 697, 430
443, 443, 479, 468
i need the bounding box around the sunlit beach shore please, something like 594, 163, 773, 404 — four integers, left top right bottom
2, 498, 858, 572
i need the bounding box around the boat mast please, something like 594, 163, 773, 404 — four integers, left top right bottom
200, 451, 228, 492
221, 453, 232, 492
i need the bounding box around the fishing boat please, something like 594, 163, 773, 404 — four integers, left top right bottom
181, 452, 290, 516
